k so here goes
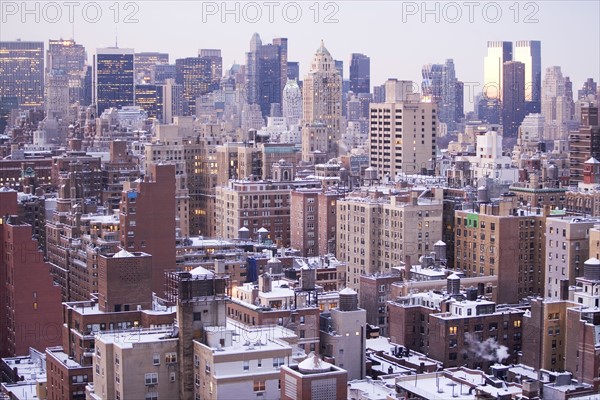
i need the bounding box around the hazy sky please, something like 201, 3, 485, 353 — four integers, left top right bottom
2, 1, 599, 111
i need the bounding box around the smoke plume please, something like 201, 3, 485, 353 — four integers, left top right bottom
464, 332, 509, 363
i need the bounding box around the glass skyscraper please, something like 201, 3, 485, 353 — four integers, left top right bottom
245, 34, 288, 118
349, 53, 370, 94
514, 40, 541, 114
0, 41, 44, 108
484, 41, 513, 101
94, 48, 135, 115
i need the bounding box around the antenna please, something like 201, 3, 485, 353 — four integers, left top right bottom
115, 25, 118, 48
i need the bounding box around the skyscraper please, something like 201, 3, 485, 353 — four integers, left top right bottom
0, 40, 44, 108
484, 41, 513, 101
514, 40, 541, 113
93, 48, 135, 115
198, 49, 223, 89
302, 41, 342, 160
423, 60, 462, 132
542, 66, 575, 140
134, 52, 169, 84
349, 53, 370, 94
421, 63, 443, 103
287, 61, 300, 81
245, 34, 288, 117
135, 84, 164, 121
282, 79, 302, 125
502, 61, 526, 138
46, 39, 87, 115
175, 55, 216, 115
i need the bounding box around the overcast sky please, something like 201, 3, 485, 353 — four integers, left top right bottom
2, 1, 599, 111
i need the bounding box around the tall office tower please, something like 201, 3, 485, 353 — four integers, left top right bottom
0, 41, 44, 108
350, 53, 370, 94
502, 61, 526, 138
151, 63, 177, 84
565, 76, 575, 119
334, 60, 344, 82
287, 61, 300, 81
440, 59, 461, 132
484, 41, 512, 101
198, 49, 223, 89
120, 163, 176, 297
162, 78, 184, 123
514, 40, 541, 113
423, 61, 462, 132
175, 56, 214, 115
578, 78, 598, 100
135, 84, 164, 121
569, 106, 600, 184
134, 52, 169, 84
369, 79, 436, 178
373, 84, 386, 103
477, 97, 501, 124
542, 66, 575, 140
282, 79, 302, 125
93, 48, 135, 115
245, 34, 288, 117
46, 39, 87, 112
301, 41, 342, 161
455, 81, 464, 121
421, 63, 443, 103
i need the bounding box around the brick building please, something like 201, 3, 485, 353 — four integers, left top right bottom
0, 189, 63, 357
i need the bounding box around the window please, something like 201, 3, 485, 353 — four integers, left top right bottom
273, 357, 285, 368
514, 320, 522, 328
170, 372, 176, 382
153, 353, 160, 365
449, 326, 457, 335
165, 353, 177, 364
254, 381, 266, 392
145, 392, 158, 400
145, 373, 158, 385
243, 360, 249, 371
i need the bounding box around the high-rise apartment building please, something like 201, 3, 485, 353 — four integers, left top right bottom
569, 106, 600, 184
282, 79, 302, 125
337, 189, 443, 290
302, 41, 342, 161
93, 48, 135, 115
369, 79, 436, 178
454, 196, 547, 304
349, 53, 370, 94
0, 41, 44, 108
502, 61, 526, 138
120, 163, 176, 297
514, 40, 542, 113
0, 189, 63, 357
484, 41, 513, 101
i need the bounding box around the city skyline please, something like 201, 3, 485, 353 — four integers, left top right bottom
2, 1, 598, 111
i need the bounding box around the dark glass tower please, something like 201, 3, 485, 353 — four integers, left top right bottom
135, 84, 164, 121
245, 34, 288, 117
0, 41, 44, 108
93, 48, 135, 115
175, 55, 216, 116
502, 61, 526, 138
349, 53, 370, 94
